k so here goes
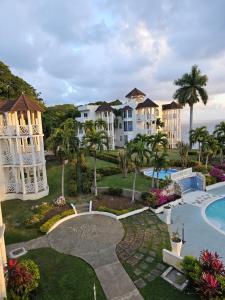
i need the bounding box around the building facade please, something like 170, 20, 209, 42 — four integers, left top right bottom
76, 88, 182, 149
0, 94, 49, 201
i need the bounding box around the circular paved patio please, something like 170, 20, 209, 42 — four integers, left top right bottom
48, 214, 124, 268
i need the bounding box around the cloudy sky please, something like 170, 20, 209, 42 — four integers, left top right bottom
0, 0, 225, 123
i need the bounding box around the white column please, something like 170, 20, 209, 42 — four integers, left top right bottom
0, 259, 6, 299
37, 111, 43, 134
27, 111, 32, 135
14, 111, 20, 136
20, 167, 26, 194
33, 166, 38, 193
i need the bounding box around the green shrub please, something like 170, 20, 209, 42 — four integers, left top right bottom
107, 187, 123, 196
181, 256, 202, 282
40, 215, 61, 233
97, 166, 121, 176
97, 206, 139, 215
19, 259, 40, 291
40, 209, 75, 233
68, 180, 77, 196
205, 174, 217, 186
89, 151, 119, 164
25, 202, 53, 226
188, 150, 198, 156
81, 178, 92, 193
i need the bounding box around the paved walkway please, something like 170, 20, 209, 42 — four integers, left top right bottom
7, 214, 143, 300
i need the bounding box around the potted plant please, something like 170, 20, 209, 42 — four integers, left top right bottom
171, 230, 182, 256
164, 204, 172, 224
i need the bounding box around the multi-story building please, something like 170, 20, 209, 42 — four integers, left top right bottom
0, 94, 49, 200
76, 88, 182, 149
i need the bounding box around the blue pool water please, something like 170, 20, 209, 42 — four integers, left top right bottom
144, 168, 177, 180
205, 198, 225, 233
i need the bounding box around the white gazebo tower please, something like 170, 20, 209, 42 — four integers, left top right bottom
0, 94, 49, 200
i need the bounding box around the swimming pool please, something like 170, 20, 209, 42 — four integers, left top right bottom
205, 197, 225, 234
143, 168, 177, 180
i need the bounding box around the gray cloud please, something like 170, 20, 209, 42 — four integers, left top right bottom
0, 0, 225, 121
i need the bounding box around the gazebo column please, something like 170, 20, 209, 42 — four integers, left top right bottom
33, 166, 38, 193
37, 111, 43, 134
20, 167, 26, 194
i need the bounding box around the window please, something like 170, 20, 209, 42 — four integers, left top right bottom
120, 136, 122, 141
79, 127, 83, 134
128, 121, 133, 131
128, 110, 132, 118
123, 110, 126, 118
124, 121, 127, 132
119, 123, 122, 129
104, 112, 107, 117
124, 121, 133, 132
124, 135, 128, 143
83, 112, 88, 118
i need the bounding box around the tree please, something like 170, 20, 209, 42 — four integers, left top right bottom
83, 128, 108, 196
214, 121, 225, 164
190, 126, 208, 163
0, 61, 43, 103
127, 135, 151, 202
176, 141, 189, 168
152, 152, 169, 188
202, 135, 219, 169
173, 65, 208, 147
95, 118, 107, 130
118, 148, 129, 178
149, 132, 168, 188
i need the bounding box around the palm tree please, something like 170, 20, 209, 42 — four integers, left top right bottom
127, 135, 151, 203
83, 120, 95, 134
152, 152, 169, 188
202, 135, 219, 169
149, 132, 168, 188
176, 141, 189, 168
118, 148, 129, 178
95, 119, 107, 130
214, 121, 225, 164
173, 65, 208, 147
83, 128, 108, 196
46, 128, 68, 198
190, 127, 208, 163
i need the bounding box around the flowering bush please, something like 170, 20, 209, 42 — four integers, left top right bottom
7, 258, 40, 300
210, 167, 225, 182
182, 250, 225, 299
150, 188, 178, 207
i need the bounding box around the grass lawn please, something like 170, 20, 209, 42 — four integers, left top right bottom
86, 156, 117, 169
22, 248, 106, 300
98, 172, 152, 192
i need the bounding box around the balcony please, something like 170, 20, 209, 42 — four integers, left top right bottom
1, 151, 42, 165
0, 125, 40, 136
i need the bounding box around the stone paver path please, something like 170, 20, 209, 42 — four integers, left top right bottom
7, 214, 143, 300
116, 211, 169, 291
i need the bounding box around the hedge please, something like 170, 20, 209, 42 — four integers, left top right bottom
40, 209, 74, 233
97, 206, 141, 216
89, 150, 119, 164
97, 166, 121, 176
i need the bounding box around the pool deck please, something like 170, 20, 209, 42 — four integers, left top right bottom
162, 184, 225, 263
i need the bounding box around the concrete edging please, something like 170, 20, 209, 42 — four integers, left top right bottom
47, 207, 150, 234
206, 181, 225, 191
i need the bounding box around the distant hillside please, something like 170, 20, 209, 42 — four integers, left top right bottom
88, 99, 122, 106
0, 61, 43, 104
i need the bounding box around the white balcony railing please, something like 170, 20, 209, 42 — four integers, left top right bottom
0, 124, 40, 136
1, 152, 43, 165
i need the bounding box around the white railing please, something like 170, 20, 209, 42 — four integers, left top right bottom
35, 152, 42, 164
19, 125, 29, 135
6, 183, 16, 193
25, 182, 35, 193
0, 125, 16, 136
2, 152, 13, 165
37, 178, 44, 191
22, 153, 33, 165
170, 168, 193, 181
32, 124, 39, 135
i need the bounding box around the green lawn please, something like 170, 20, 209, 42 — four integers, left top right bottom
21, 248, 106, 300
86, 156, 117, 169
98, 172, 152, 192
2, 160, 72, 245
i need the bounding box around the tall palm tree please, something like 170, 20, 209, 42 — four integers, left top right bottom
127, 135, 151, 203
152, 152, 169, 188
83, 128, 108, 196
173, 65, 208, 147
149, 132, 168, 188
214, 121, 225, 164
95, 119, 107, 131
176, 141, 189, 168
190, 126, 208, 163
118, 148, 129, 178
202, 134, 219, 169
83, 120, 95, 134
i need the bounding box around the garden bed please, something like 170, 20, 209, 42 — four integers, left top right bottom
93, 194, 143, 215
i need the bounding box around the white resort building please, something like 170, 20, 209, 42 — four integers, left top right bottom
0, 94, 49, 201
77, 88, 182, 149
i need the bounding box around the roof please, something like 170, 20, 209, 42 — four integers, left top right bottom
125, 88, 146, 98
162, 101, 182, 110
121, 105, 133, 110
136, 98, 159, 109
95, 104, 114, 112
0, 94, 44, 112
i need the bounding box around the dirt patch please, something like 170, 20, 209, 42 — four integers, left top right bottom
43, 204, 71, 221
93, 194, 134, 210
